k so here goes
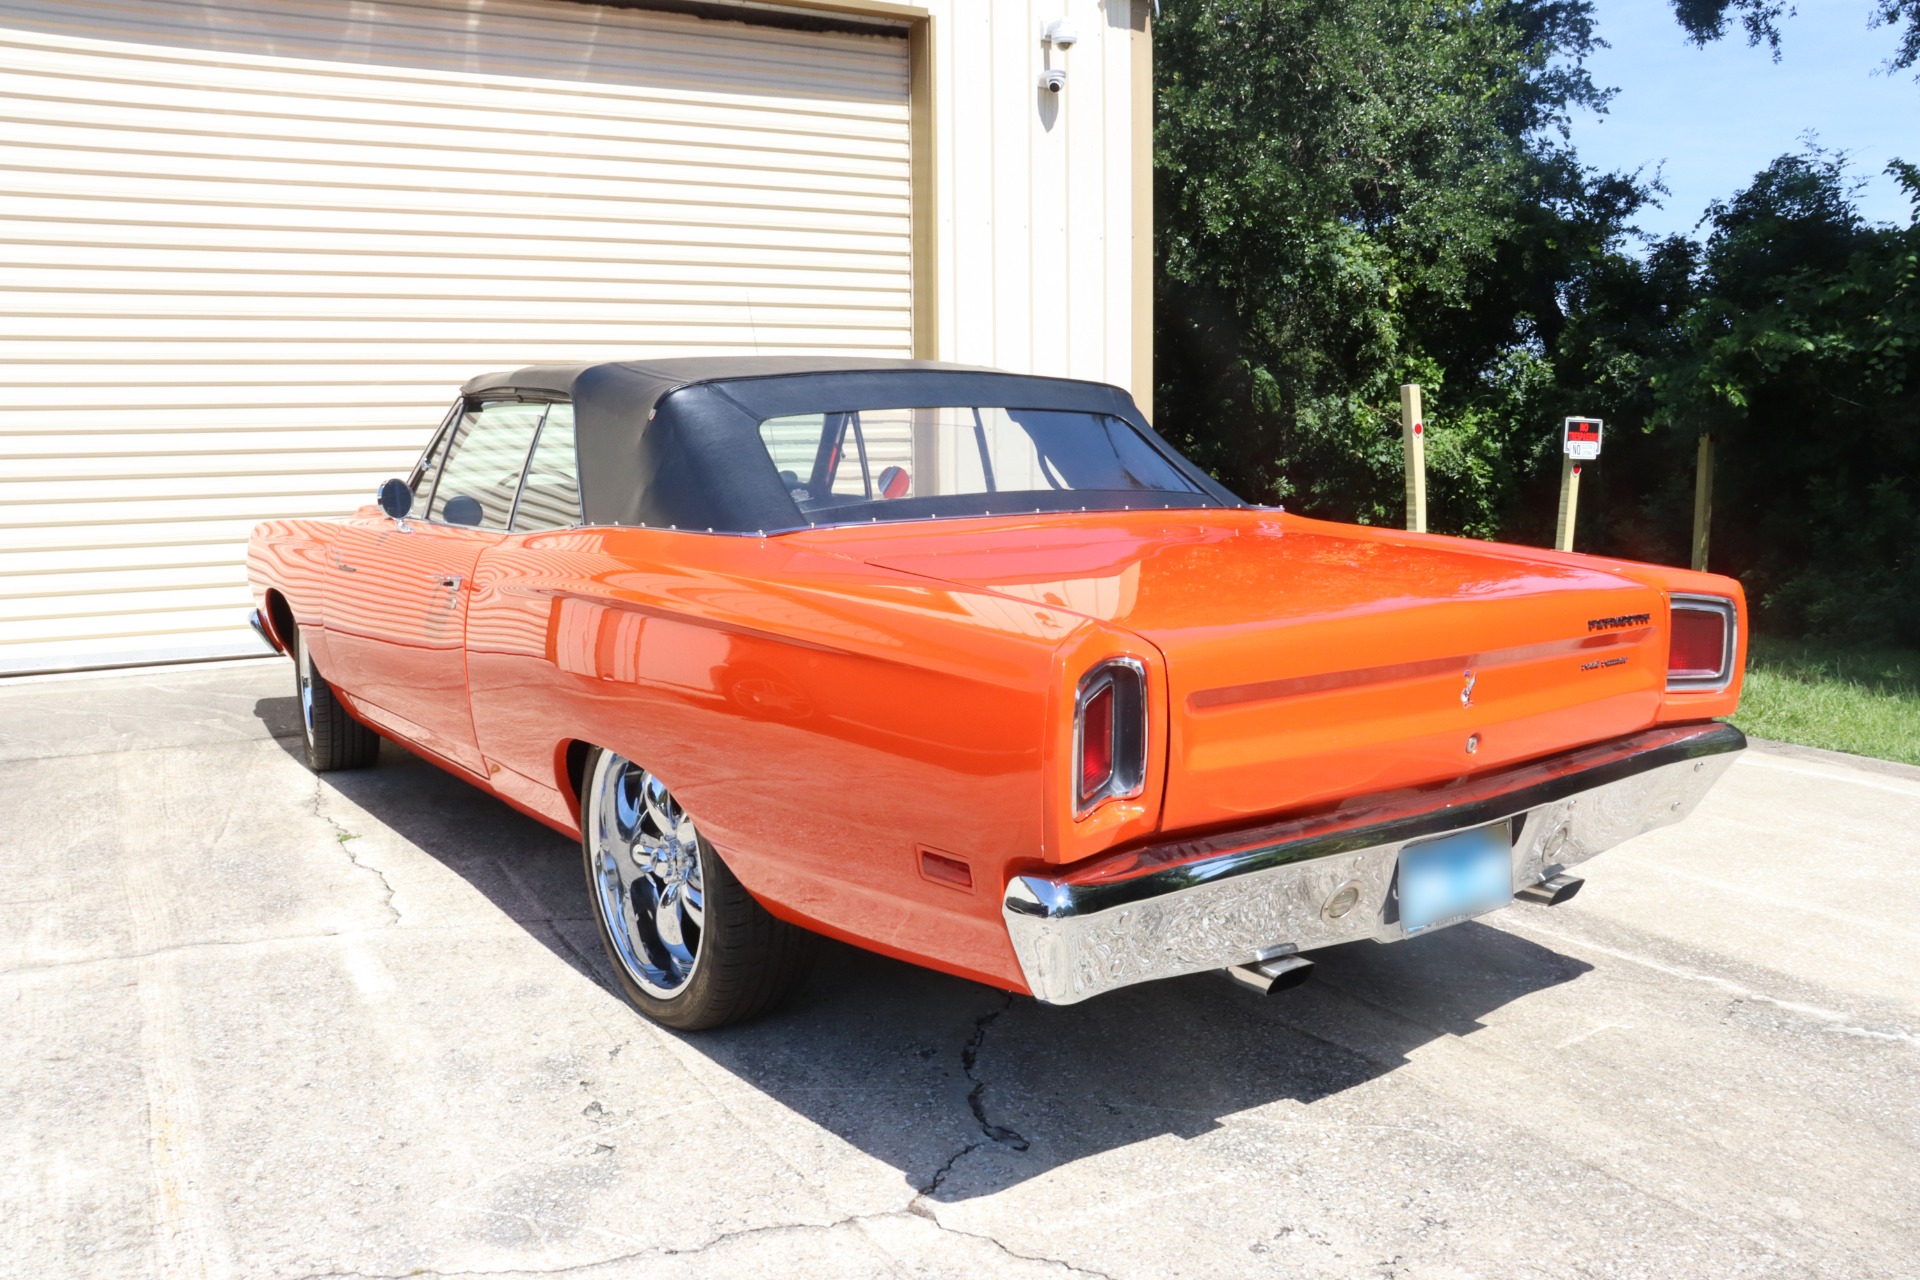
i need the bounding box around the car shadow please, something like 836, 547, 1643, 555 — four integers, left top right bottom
256, 694, 1595, 1203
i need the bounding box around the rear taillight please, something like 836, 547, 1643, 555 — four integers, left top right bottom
1080, 682, 1115, 795
1074, 658, 1146, 815
1667, 595, 1736, 691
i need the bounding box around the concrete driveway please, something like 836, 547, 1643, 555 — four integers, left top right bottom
3, 661, 1915, 1279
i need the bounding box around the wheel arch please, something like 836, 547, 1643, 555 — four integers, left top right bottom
262, 589, 298, 653
558, 738, 594, 827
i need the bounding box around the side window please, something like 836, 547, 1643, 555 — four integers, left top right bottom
408, 410, 456, 511
510, 404, 581, 532
427, 400, 545, 530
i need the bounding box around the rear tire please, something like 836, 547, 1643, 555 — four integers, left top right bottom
296, 628, 380, 772
581, 746, 816, 1030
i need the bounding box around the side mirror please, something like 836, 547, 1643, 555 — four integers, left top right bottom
376, 478, 413, 520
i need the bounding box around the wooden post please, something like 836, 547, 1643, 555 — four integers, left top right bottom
1554, 455, 1581, 552
1691, 432, 1714, 571
1400, 383, 1426, 533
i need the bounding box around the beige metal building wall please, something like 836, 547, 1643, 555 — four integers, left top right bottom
0, 0, 913, 674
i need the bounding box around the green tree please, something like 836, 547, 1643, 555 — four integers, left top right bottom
1650, 154, 1920, 641
1153, 0, 1649, 536
1153, 2, 1920, 646
1667, 0, 1920, 74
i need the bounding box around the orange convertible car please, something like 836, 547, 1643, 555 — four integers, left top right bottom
248, 357, 1747, 1028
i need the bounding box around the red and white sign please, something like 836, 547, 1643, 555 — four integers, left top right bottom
1564, 417, 1603, 461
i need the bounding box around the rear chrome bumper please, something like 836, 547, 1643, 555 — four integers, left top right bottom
1004, 722, 1744, 1005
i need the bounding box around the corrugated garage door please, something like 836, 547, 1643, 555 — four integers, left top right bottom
0, 0, 912, 674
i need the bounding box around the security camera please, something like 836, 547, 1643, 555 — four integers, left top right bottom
1043, 18, 1081, 48
1039, 67, 1067, 93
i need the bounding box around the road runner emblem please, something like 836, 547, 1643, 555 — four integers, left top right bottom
1461, 669, 1476, 707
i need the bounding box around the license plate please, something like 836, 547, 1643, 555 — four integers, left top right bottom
1397, 825, 1514, 934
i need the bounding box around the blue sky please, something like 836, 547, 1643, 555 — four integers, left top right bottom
1564, 0, 1918, 240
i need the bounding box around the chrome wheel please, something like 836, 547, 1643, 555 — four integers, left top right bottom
588, 752, 705, 999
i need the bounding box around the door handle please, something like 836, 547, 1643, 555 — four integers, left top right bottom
436, 575, 463, 590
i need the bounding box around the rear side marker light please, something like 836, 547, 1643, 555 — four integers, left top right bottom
919, 848, 973, 891
1074, 658, 1147, 816
1667, 595, 1736, 692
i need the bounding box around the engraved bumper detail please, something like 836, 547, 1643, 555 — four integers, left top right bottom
1004, 722, 1744, 1005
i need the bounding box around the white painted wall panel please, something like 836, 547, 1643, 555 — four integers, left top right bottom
0, 0, 913, 673
927, 0, 1144, 394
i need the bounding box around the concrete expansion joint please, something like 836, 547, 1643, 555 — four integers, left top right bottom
311, 778, 402, 926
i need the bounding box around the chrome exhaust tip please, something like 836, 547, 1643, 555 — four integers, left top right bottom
1516, 873, 1583, 906
1224, 953, 1314, 995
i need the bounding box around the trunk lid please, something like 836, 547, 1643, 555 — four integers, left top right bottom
809, 510, 1667, 833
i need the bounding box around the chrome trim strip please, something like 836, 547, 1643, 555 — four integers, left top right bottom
1004, 722, 1745, 1005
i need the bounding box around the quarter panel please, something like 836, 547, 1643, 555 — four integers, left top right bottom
467, 528, 1076, 989
246, 517, 338, 669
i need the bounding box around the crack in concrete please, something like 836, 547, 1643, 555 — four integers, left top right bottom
285, 1205, 1118, 1279
312, 779, 402, 926
904, 991, 1032, 1215
0, 729, 297, 768
672, 1209, 1119, 1279
911, 1139, 983, 1206
907, 1213, 1119, 1279
0, 928, 391, 977
962, 991, 1030, 1152
72, 939, 1096, 1280
659, 1213, 880, 1259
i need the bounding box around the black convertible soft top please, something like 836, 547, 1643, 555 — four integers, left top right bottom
459, 357, 1241, 533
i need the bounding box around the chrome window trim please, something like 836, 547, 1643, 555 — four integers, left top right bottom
405, 398, 465, 513
413, 395, 562, 532
1072, 657, 1148, 818
1666, 593, 1738, 693
508, 401, 583, 534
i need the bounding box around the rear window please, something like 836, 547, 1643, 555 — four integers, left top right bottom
756, 406, 1202, 525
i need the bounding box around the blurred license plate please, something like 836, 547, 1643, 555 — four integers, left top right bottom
1397, 825, 1514, 934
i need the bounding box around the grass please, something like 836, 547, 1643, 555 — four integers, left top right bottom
1732, 635, 1920, 766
